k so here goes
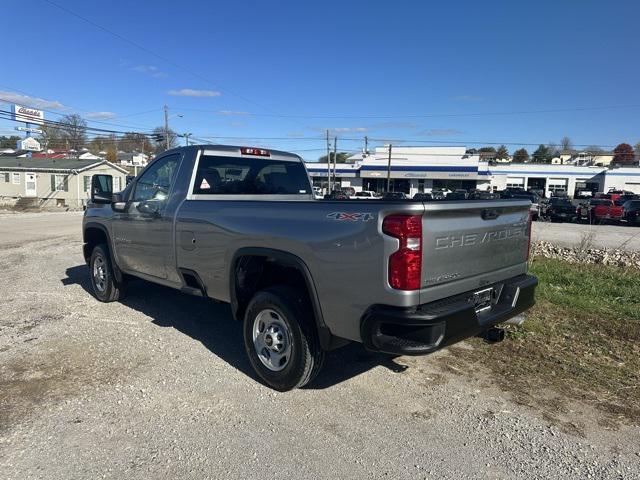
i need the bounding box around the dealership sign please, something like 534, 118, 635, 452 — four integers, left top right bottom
12, 104, 44, 125
17, 137, 42, 152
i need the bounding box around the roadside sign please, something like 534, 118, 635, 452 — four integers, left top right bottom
12, 105, 44, 125
15, 126, 44, 134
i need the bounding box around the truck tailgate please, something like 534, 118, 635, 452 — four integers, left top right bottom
420, 200, 530, 294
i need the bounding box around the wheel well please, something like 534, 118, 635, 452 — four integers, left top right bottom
233, 255, 312, 323
83, 227, 108, 264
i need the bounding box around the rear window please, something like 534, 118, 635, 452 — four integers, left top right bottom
590, 200, 611, 206
192, 155, 311, 195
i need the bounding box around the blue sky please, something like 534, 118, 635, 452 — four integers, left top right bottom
1, 0, 639, 159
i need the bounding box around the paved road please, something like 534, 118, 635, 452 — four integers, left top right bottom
532, 220, 640, 251
1, 212, 638, 479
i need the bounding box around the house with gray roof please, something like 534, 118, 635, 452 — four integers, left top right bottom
0, 156, 128, 208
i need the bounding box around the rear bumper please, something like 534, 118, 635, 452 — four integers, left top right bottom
360, 274, 538, 355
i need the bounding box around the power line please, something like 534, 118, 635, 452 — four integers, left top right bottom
0, 109, 154, 136
171, 104, 640, 119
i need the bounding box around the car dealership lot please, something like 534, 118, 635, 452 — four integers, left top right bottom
1, 212, 639, 479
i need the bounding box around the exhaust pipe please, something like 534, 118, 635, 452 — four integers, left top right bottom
503, 314, 525, 326
481, 327, 505, 343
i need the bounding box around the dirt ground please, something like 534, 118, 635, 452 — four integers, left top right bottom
1, 212, 638, 479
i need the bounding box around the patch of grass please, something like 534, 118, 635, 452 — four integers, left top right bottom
452, 257, 640, 427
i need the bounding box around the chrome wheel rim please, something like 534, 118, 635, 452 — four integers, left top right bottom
252, 309, 292, 372
93, 255, 107, 293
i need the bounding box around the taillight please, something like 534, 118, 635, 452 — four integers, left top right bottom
526, 211, 533, 261
382, 214, 422, 290
240, 147, 270, 157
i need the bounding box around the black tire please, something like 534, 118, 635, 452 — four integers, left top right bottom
89, 243, 124, 302
243, 286, 324, 391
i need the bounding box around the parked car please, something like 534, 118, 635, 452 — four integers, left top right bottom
592, 199, 624, 223
324, 190, 350, 200
412, 192, 433, 201
83, 144, 537, 390
500, 187, 527, 199
577, 198, 612, 223
540, 197, 577, 222
382, 191, 408, 200
550, 189, 568, 198
616, 194, 639, 204
622, 200, 640, 225
575, 189, 594, 199
352, 190, 379, 199
595, 191, 623, 202
527, 188, 545, 198
511, 192, 540, 220
431, 187, 451, 199
443, 189, 469, 200
468, 189, 499, 200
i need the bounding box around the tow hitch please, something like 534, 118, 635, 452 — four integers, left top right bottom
480, 327, 505, 343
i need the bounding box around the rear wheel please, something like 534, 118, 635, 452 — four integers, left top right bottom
89, 244, 124, 302
243, 286, 324, 391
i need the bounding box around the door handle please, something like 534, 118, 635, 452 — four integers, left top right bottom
481, 209, 500, 220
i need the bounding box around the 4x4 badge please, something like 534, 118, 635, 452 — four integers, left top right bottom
327, 212, 375, 222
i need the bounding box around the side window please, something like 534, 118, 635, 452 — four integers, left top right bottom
133, 154, 180, 202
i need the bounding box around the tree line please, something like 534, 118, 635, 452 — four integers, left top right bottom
468, 136, 640, 165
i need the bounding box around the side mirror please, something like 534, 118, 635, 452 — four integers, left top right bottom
91, 174, 113, 204
137, 200, 160, 216
111, 192, 127, 213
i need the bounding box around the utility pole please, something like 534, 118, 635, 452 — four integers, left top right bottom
163, 104, 169, 151
386, 144, 392, 192
333, 136, 337, 189
326, 129, 331, 193
364, 135, 368, 156
184, 133, 191, 146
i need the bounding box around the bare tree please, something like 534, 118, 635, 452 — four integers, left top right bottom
560, 136, 573, 152
87, 136, 110, 153
38, 123, 63, 151
152, 126, 178, 153
58, 114, 87, 153
119, 132, 153, 153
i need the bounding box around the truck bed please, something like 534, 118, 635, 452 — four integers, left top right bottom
175, 197, 531, 341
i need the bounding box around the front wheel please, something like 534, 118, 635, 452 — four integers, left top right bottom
243, 286, 324, 391
89, 244, 124, 302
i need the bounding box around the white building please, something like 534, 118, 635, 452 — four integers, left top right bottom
305, 146, 640, 197
307, 146, 480, 197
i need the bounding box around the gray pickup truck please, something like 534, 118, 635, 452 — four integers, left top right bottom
83, 145, 537, 390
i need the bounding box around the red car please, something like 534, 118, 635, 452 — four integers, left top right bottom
593, 200, 624, 222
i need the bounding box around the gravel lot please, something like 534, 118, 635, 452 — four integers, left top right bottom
1, 212, 639, 479
532, 221, 640, 251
